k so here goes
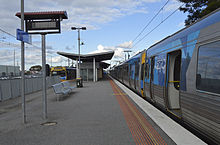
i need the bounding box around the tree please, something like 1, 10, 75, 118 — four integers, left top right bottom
179, 0, 220, 26
29, 65, 42, 71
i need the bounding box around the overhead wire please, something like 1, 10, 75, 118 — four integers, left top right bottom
0, 27, 40, 49
132, 4, 184, 48
131, 0, 170, 45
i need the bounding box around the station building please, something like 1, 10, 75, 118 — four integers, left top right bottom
57, 51, 114, 82
0, 65, 20, 77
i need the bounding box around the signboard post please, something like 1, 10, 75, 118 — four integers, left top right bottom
16, 11, 68, 121
20, 0, 26, 124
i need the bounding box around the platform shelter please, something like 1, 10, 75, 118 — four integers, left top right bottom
57, 51, 114, 82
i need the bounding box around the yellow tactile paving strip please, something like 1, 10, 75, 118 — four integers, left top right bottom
110, 80, 167, 145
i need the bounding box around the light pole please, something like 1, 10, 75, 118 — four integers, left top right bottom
71, 27, 86, 79
21, 0, 26, 124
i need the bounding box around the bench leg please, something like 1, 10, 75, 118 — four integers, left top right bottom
56, 94, 61, 101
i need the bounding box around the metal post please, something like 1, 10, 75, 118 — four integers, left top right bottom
87, 69, 88, 82
93, 57, 95, 82
76, 59, 78, 77
14, 49, 15, 76
21, 0, 26, 124
96, 68, 98, 81
51, 56, 52, 67
42, 34, 47, 119
77, 29, 80, 78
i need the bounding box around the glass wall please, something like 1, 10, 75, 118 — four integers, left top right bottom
81, 69, 88, 81
88, 69, 94, 81
80, 68, 94, 81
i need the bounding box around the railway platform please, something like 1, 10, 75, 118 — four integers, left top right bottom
0, 76, 206, 145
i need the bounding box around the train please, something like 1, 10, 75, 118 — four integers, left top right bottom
110, 8, 220, 144
51, 66, 76, 81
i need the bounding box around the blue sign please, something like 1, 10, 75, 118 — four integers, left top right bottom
16, 29, 31, 44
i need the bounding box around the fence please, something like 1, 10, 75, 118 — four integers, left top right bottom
0, 76, 60, 101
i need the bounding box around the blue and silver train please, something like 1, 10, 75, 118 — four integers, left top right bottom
110, 8, 220, 144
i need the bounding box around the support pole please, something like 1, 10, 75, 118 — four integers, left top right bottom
76, 59, 78, 77
93, 57, 96, 82
14, 49, 15, 76
78, 29, 81, 78
21, 0, 26, 124
96, 68, 98, 81
42, 34, 47, 119
87, 69, 88, 82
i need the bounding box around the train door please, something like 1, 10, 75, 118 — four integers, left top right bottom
129, 64, 132, 87
150, 57, 155, 100
130, 63, 135, 89
134, 61, 139, 90
144, 58, 151, 99
140, 52, 146, 97
166, 50, 181, 111
140, 63, 145, 96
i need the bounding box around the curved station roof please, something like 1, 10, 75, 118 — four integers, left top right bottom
57, 51, 114, 62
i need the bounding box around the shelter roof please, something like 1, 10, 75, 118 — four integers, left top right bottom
57, 51, 114, 62
100, 62, 110, 69
15, 11, 68, 20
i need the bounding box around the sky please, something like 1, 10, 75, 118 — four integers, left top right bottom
0, 0, 187, 70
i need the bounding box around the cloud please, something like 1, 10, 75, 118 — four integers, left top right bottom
164, 0, 182, 12
178, 22, 185, 28
65, 46, 74, 50
46, 49, 56, 54
117, 41, 133, 49
0, 0, 162, 68
90, 41, 135, 60
51, 56, 62, 63
0, 0, 161, 34
46, 46, 53, 50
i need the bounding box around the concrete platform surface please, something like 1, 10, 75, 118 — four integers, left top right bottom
0, 77, 179, 145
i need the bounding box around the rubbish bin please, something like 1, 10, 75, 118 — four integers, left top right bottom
76, 78, 83, 88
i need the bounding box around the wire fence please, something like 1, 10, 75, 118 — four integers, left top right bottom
0, 28, 71, 78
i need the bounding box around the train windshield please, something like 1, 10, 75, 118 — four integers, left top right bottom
51, 71, 66, 77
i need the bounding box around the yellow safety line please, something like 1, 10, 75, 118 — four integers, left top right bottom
167, 109, 181, 119
113, 83, 159, 145
121, 94, 159, 145
113, 93, 127, 96
168, 81, 180, 83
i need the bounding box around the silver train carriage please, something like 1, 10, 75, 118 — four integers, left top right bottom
110, 8, 220, 144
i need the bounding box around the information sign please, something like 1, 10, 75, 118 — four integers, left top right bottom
16, 29, 31, 44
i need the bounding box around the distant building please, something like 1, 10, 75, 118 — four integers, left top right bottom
0, 65, 20, 77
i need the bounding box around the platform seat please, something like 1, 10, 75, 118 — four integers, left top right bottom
61, 81, 75, 90
52, 83, 71, 101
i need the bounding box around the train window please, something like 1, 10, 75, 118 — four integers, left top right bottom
135, 61, 139, 77
145, 63, 149, 79
196, 41, 220, 94
141, 63, 144, 80
126, 65, 129, 78
150, 57, 155, 81
174, 53, 181, 90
